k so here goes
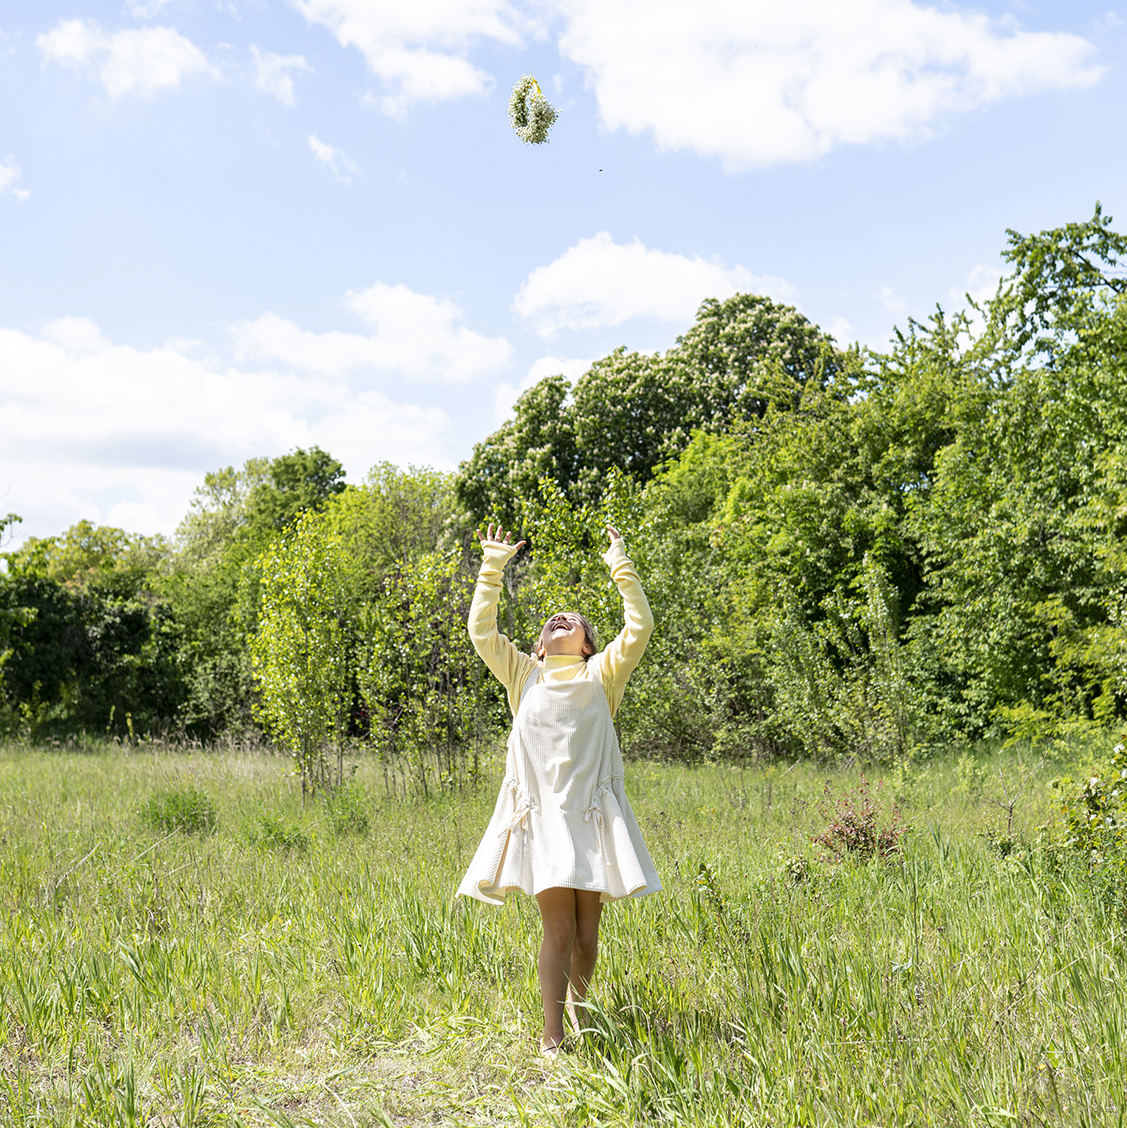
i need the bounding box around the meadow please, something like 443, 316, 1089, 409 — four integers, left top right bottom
0, 738, 1123, 1127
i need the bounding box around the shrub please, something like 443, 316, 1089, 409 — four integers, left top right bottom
814, 776, 905, 861
322, 784, 371, 835
1051, 736, 1127, 863
141, 786, 218, 835
252, 812, 309, 853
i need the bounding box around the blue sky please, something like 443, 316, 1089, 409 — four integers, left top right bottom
1, 0, 1125, 546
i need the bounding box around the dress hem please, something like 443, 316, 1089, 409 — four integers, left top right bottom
458, 877, 662, 905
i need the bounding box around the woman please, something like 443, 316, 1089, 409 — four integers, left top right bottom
457, 523, 661, 1055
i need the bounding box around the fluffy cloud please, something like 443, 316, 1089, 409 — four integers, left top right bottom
308, 134, 358, 182
492, 355, 591, 423
0, 159, 29, 203
234, 281, 513, 381
294, 0, 524, 116
876, 285, 908, 314
513, 232, 794, 336
39, 316, 113, 354
952, 263, 1005, 306
290, 1, 1101, 158
252, 46, 313, 106
826, 317, 856, 346
555, 0, 1103, 167
126, 0, 178, 15
0, 320, 454, 541
947, 262, 1005, 337
37, 18, 213, 99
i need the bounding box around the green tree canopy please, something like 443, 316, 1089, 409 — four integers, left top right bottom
455, 375, 577, 527
456, 293, 847, 524
251, 510, 353, 796
8, 520, 169, 594
246, 446, 347, 536
323, 463, 458, 599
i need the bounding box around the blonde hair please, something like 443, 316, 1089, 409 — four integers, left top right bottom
535, 612, 598, 662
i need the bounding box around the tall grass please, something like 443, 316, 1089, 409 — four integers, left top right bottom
0, 739, 1122, 1125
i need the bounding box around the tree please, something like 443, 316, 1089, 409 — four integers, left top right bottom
455, 293, 848, 522
250, 511, 353, 797
10, 520, 169, 593
0, 523, 186, 737
165, 448, 350, 738
455, 375, 577, 526
357, 551, 497, 797
671, 292, 845, 426
995, 201, 1127, 361
570, 349, 691, 499
245, 446, 347, 535
323, 463, 459, 601
174, 458, 270, 568
910, 299, 1127, 729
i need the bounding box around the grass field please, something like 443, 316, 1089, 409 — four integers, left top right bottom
0, 736, 1124, 1127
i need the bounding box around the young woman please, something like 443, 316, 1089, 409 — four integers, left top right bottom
457, 523, 661, 1055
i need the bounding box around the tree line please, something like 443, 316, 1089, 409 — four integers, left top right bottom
2, 207, 1126, 785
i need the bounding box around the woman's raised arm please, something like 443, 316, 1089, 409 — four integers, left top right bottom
591, 526, 654, 717
468, 523, 536, 714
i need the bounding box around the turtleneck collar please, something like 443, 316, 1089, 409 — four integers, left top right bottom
542, 653, 587, 682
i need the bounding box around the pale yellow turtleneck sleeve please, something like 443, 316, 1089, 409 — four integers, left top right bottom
467, 538, 654, 719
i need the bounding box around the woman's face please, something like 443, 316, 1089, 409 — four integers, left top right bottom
539, 612, 594, 659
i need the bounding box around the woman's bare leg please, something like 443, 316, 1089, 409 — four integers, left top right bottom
535, 888, 605, 1049
567, 891, 603, 1034
535, 887, 577, 1051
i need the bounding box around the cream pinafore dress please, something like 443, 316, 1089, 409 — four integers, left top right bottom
458, 665, 661, 905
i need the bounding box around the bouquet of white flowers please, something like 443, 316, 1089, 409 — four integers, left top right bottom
509, 75, 558, 145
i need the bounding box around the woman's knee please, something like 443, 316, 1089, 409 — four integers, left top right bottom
538, 897, 577, 953
572, 928, 598, 963
572, 892, 603, 961
542, 915, 576, 955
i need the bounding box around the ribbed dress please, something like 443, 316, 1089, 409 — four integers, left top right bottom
456, 539, 662, 905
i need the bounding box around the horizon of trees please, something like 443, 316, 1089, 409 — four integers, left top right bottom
3, 206, 1127, 781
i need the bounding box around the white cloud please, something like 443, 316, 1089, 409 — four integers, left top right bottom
513, 232, 795, 336
826, 317, 856, 346
127, 0, 178, 16
947, 262, 1004, 337
294, 0, 524, 116
556, 0, 1104, 168
308, 134, 358, 182
39, 316, 113, 355
233, 281, 513, 382
953, 263, 1004, 306
876, 285, 907, 313
0, 159, 29, 203
492, 355, 591, 423
252, 45, 312, 106
37, 18, 213, 99
0, 321, 454, 542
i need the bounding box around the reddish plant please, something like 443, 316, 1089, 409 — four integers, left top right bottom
814, 776, 905, 861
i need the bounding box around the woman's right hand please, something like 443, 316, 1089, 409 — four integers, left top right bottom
475, 523, 526, 560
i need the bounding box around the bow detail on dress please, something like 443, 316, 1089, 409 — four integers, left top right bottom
499, 777, 535, 835
585, 780, 614, 857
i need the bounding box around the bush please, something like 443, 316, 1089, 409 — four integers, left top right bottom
814, 776, 905, 861
141, 786, 218, 835
322, 784, 371, 835
1051, 736, 1127, 864
252, 811, 309, 853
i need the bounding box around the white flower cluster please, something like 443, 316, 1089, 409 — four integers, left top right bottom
509, 75, 557, 145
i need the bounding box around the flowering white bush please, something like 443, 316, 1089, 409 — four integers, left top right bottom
509, 75, 557, 145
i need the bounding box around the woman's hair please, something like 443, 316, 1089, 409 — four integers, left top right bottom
535, 612, 598, 662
